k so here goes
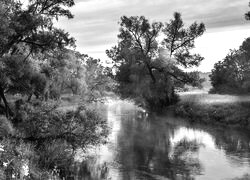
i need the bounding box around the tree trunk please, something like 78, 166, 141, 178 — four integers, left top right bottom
27, 94, 32, 102
0, 85, 13, 118
145, 63, 156, 83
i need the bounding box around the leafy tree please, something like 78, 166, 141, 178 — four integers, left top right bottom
0, 54, 49, 115
37, 48, 113, 101
210, 38, 250, 94
38, 49, 86, 98
0, 0, 75, 117
0, 50, 110, 179
0, 1, 111, 179
83, 56, 114, 102
106, 13, 205, 111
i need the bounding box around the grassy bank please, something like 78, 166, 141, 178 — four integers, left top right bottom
174, 92, 250, 129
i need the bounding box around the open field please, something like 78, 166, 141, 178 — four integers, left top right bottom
175, 90, 250, 129
179, 91, 250, 105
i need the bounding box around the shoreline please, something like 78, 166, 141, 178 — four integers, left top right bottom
173, 92, 250, 129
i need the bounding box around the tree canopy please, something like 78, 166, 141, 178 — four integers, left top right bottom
106, 13, 205, 111
0, 0, 76, 117
210, 38, 250, 94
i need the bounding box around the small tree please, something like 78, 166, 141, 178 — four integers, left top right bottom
83, 56, 113, 102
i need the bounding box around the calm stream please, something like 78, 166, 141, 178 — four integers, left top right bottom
75, 100, 250, 180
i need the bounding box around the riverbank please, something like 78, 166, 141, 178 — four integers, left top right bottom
174, 92, 250, 129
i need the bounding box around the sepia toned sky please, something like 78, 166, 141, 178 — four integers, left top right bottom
57, 0, 250, 72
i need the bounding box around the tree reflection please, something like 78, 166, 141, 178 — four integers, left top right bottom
71, 104, 250, 180
73, 161, 109, 180
213, 129, 250, 158
193, 124, 250, 166
115, 112, 204, 180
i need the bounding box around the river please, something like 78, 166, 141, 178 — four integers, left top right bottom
75, 99, 250, 180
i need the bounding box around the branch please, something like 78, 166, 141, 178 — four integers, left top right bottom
171, 37, 195, 53
145, 61, 156, 83
169, 21, 180, 57
23, 49, 33, 63
129, 29, 145, 55
166, 71, 188, 83
39, 0, 56, 14
151, 65, 188, 83
146, 33, 154, 55
20, 40, 47, 48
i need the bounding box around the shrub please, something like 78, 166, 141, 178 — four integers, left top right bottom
0, 101, 109, 179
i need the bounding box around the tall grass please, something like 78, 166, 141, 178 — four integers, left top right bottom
175, 92, 250, 129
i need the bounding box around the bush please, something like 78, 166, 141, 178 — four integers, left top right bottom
0, 101, 109, 179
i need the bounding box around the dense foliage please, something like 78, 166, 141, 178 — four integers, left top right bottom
0, 0, 75, 117
107, 13, 205, 111
0, 0, 110, 179
210, 38, 250, 94
0, 103, 108, 179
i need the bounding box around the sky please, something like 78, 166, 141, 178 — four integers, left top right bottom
57, 0, 250, 72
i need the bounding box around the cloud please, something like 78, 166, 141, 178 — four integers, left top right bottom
56, 0, 250, 71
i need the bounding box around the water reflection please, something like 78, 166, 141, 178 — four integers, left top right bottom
76, 100, 250, 180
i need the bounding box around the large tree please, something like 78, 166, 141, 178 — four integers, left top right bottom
0, 0, 75, 117
106, 13, 205, 111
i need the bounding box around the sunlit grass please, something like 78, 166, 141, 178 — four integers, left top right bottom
179, 91, 250, 105
175, 90, 250, 128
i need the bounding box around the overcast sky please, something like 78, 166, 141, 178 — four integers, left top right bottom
57, 0, 250, 72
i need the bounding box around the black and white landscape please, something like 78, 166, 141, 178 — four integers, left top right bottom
1, 0, 250, 179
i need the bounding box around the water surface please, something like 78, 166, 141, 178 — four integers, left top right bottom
76, 100, 250, 180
